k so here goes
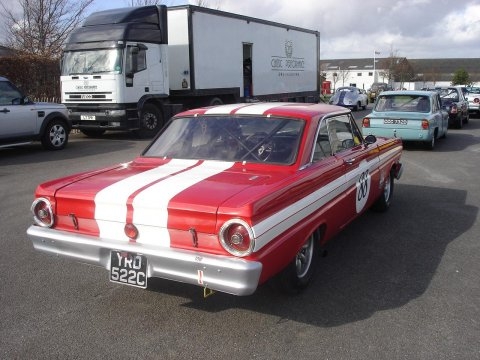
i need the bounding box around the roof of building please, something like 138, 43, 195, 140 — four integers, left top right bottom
320, 58, 480, 82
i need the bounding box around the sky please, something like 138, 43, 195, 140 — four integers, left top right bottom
2, 0, 480, 60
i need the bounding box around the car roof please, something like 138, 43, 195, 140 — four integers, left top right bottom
0, 76, 8, 81
378, 90, 437, 97
176, 102, 350, 120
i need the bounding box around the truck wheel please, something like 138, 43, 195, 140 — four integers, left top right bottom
41, 119, 69, 150
372, 171, 394, 212
273, 232, 320, 294
80, 129, 105, 137
136, 103, 163, 138
209, 97, 223, 106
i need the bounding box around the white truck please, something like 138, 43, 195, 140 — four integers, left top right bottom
61, 5, 320, 137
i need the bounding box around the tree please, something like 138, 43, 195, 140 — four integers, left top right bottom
0, 0, 95, 59
451, 68, 470, 86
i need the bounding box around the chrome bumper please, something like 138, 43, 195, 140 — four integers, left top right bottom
27, 226, 262, 296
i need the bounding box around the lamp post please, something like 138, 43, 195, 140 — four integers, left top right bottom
373, 50, 380, 83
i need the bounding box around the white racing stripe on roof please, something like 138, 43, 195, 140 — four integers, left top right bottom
204, 104, 247, 114
94, 159, 199, 241
234, 103, 281, 115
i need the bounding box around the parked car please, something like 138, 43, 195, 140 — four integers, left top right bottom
27, 102, 403, 296
329, 86, 368, 111
0, 76, 71, 150
464, 86, 480, 117
367, 82, 391, 103
362, 90, 448, 150
437, 86, 469, 128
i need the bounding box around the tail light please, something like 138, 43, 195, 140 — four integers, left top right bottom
219, 219, 255, 257
474, 98, 479, 104
362, 118, 370, 127
31, 197, 54, 227
124, 223, 139, 240
421, 119, 429, 130
450, 104, 458, 114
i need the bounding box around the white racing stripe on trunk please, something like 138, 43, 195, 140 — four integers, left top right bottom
132, 160, 234, 246
94, 159, 199, 241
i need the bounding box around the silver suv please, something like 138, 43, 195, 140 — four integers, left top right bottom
0, 76, 71, 150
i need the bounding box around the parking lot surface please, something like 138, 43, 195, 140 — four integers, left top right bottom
1, 109, 479, 360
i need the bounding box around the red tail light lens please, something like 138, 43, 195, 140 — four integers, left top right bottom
124, 223, 139, 240
31, 198, 54, 227
362, 118, 370, 127
450, 104, 458, 114
219, 219, 255, 257
474, 98, 479, 104
421, 120, 429, 130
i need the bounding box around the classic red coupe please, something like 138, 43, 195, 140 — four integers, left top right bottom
27, 103, 403, 296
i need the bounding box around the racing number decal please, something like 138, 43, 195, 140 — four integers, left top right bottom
356, 169, 371, 213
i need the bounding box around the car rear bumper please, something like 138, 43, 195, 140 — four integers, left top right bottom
363, 128, 433, 142
27, 225, 262, 296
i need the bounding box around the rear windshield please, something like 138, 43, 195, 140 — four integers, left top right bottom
143, 115, 305, 165
375, 95, 431, 113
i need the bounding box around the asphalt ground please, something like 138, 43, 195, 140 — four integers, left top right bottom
1, 106, 479, 359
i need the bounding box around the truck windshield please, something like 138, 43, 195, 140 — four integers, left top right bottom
62, 49, 122, 75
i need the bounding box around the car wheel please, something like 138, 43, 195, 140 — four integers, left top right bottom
272, 232, 320, 294
456, 115, 463, 129
464, 112, 469, 124
372, 171, 394, 212
135, 103, 163, 138
41, 119, 69, 150
80, 129, 106, 137
353, 102, 359, 111
424, 134, 435, 150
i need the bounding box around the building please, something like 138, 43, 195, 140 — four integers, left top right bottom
320, 58, 480, 93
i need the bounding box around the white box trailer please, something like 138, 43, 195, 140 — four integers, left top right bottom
61, 5, 320, 137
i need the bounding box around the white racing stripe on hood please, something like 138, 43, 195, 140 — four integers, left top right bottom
94, 159, 199, 241
132, 160, 234, 246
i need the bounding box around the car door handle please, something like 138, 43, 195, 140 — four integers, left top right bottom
0, 108, 10, 113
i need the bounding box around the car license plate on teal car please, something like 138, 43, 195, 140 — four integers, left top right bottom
384, 119, 408, 125
110, 251, 147, 288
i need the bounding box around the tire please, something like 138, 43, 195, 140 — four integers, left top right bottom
372, 171, 394, 212
41, 119, 69, 150
135, 103, 163, 138
424, 132, 436, 150
353, 102, 359, 111
272, 232, 320, 294
80, 129, 106, 137
456, 115, 463, 129
464, 112, 469, 124
209, 97, 223, 106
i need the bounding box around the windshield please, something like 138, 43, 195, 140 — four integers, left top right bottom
375, 94, 431, 113
438, 88, 459, 101
62, 49, 122, 75
143, 115, 305, 165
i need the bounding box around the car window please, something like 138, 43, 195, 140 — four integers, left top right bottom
326, 114, 362, 154
143, 115, 305, 165
375, 94, 430, 112
312, 120, 331, 162
0, 81, 23, 106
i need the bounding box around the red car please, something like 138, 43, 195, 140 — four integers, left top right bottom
27, 103, 403, 296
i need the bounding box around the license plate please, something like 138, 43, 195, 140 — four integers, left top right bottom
110, 251, 147, 288
81, 115, 96, 120
384, 119, 408, 125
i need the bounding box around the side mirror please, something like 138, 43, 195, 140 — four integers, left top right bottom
364, 134, 377, 145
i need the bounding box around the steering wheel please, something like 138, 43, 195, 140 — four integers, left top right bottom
244, 132, 275, 162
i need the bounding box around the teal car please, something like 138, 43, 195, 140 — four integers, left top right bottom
361, 90, 448, 150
